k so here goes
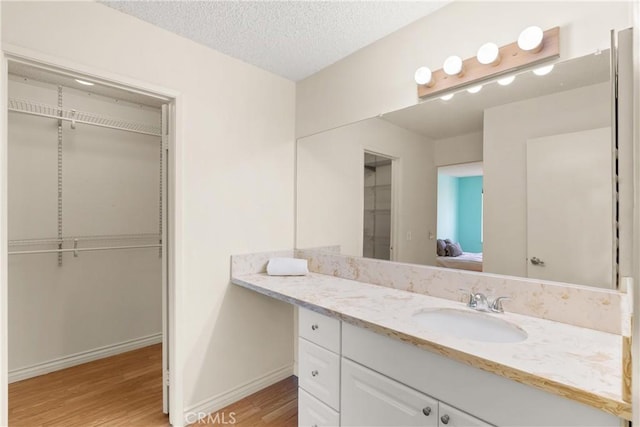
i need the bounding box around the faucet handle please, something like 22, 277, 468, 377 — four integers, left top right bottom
490, 296, 509, 313
459, 288, 475, 307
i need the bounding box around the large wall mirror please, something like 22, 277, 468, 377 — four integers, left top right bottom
297, 38, 631, 289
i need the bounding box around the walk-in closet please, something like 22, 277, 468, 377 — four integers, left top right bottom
7, 62, 169, 424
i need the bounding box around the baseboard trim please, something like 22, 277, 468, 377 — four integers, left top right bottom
9, 333, 162, 383
184, 364, 294, 425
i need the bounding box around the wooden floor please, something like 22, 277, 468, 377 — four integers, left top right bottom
193, 376, 297, 427
9, 344, 298, 427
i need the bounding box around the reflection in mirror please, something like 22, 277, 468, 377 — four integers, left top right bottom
363, 153, 393, 261
436, 162, 483, 272
296, 50, 613, 288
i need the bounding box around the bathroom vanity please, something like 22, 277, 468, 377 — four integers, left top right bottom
231, 253, 630, 427
227, 21, 636, 427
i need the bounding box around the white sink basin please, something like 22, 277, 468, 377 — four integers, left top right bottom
412, 308, 528, 343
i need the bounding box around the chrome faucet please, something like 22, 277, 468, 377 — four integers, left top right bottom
467, 292, 490, 312
466, 292, 509, 313
490, 296, 509, 313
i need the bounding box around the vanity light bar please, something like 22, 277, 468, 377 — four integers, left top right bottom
415, 26, 559, 99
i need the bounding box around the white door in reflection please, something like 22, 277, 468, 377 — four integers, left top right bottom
526, 127, 613, 288
363, 152, 393, 260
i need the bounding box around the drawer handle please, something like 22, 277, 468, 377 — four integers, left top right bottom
311, 370, 319, 377
311, 324, 319, 331
441, 415, 450, 424
422, 407, 432, 416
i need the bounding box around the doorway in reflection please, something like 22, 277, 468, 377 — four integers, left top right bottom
436, 162, 484, 272
363, 152, 393, 260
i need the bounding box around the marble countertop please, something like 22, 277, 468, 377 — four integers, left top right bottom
232, 272, 631, 420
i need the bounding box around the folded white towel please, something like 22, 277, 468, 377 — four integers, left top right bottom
267, 257, 309, 276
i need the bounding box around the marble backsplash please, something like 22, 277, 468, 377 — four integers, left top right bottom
295, 249, 630, 335
231, 246, 343, 277
230, 249, 295, 276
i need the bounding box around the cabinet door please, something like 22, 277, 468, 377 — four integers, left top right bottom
299, 338, 341, 410
341, 358, 438, 427
299, 388, 340, 427
438, 403, 493, 427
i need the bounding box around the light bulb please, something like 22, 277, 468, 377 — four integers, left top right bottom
533, 64, 554, 76
518, 26, 544, 53
477, 42, 500, 65
443, 56, 463, 76
414, 67, 434, 87
467, 85, 483, 94
497, 75, 516, 86
75, 79, 94, 86
440, 93, 454, 101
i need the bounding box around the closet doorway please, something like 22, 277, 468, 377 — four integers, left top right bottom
2, 57, 177, 425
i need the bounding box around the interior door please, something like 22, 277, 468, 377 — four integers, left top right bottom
526, 127, 613, 288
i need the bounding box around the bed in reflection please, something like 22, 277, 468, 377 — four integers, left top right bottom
436, 252, 483, 272
436, 239, 483, 272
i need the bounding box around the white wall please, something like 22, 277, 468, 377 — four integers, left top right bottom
434, 131, 483, 166
7, 77, 162, 376
297, 117, 436, 266
2, 1, 295, 422
483, 82, 610, 277
436, 174, 457, 242
296, 1, 631, 138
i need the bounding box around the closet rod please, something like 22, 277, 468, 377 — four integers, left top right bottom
9, 233, 161, 246
8, 244, 161, 256
8, 106, 161, 137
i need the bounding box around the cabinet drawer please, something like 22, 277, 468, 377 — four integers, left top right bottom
299, 338, 340, 410
341, 358, 438, 427
298, 388, 340, 427
299, 308, 341, 353
438, 403, 493, 427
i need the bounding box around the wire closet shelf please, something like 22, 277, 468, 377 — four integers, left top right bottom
8, 98, 162, 137
8, 233, 162, 256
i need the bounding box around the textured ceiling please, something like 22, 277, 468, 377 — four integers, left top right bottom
101, 1, 449, 81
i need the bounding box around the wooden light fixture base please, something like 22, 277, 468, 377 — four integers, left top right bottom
417, 27, 560, 99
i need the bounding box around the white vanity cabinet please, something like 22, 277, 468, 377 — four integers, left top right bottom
298, 308, 341, 427
297, 308, 621, 427
341, 358, 491, 427
342, 323, 619, 427
299, 338, 340, 410
341, 357, 439, 426
299, 307, 341, 353
438, 403, 493, 427
299, 388, 340, 427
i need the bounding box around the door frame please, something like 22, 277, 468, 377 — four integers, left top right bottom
0, 44, 185, 426
363, 149, 399, 261
435, 160, 485, 253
